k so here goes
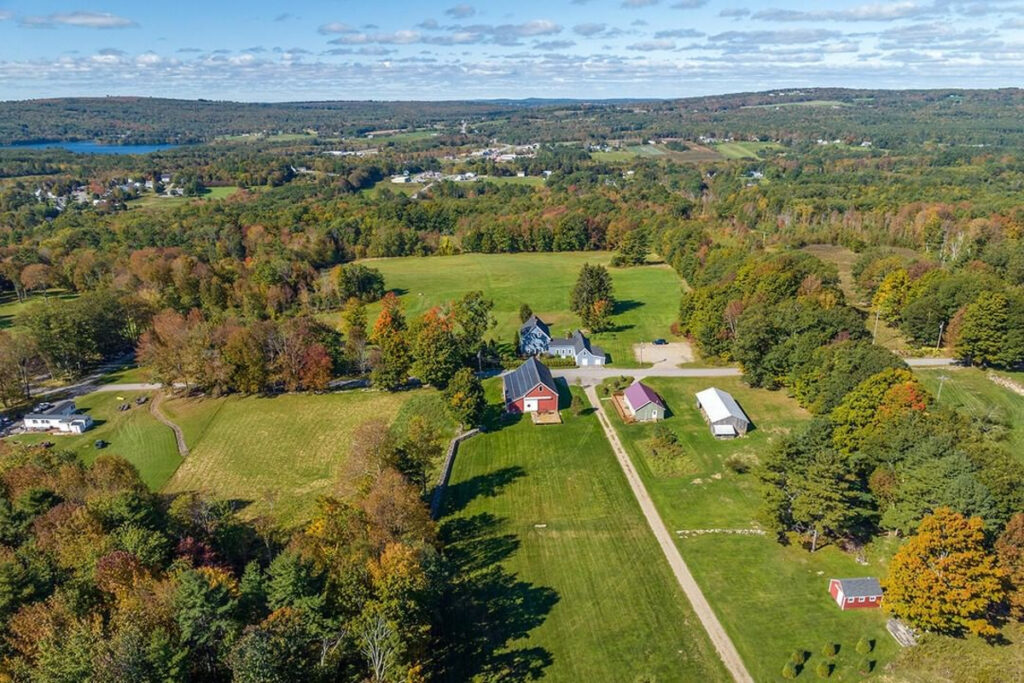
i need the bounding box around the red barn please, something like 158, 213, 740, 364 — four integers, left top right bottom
829, 577, 883, 610
503, 357, 559, 414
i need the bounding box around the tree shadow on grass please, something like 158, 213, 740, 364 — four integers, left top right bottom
441, 465, 525, 516
438, 512, 558, 681
612, 299, 643, 316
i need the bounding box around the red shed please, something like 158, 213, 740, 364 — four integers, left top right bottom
829, 577, 883, 610
503, 357, 559, 414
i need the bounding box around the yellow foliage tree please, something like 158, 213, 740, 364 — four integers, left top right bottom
882, 507, 1006, 637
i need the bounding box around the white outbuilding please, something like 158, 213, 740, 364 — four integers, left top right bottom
695, 387, 750, 439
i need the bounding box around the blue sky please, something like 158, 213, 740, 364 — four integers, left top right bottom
0, 1, 1021, 100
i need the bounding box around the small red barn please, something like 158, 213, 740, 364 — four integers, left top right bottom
503, 357, 559, 414
829, 577, 883, 610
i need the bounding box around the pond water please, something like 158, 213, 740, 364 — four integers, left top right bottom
1, 141, 182, 155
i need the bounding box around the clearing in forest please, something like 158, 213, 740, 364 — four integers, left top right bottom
360, 252, 683, 367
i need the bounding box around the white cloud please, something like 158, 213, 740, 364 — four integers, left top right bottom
627, 39, 676, 49
622, 0, 659, 7
318, 22, 358, 35
445, 4, 476, 19
671, 0, 708, 8
573, 22, 607, 36
753, 2, 937, 22
20, 11, 138, 29
654, 28, 704, 38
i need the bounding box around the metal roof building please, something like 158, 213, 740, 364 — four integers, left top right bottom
695, 387, 750, 438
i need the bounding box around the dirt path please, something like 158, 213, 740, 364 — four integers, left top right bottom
584, 386, 754, 683
150, 392, 189, 457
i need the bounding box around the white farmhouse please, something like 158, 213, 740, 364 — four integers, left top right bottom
23, 401, 94, 434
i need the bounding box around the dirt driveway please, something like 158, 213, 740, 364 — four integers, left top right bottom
634, 341, 694, 368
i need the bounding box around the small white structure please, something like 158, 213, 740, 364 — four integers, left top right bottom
695, 387, 749, 438
23, 401, 93, 434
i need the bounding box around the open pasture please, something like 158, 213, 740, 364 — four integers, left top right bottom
360, 252, 683, 367
163, 389, 450, 524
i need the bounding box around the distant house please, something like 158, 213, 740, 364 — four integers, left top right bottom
623, 382, 666, 422
695, 387, 750, 438
503, 357, 559, 414
23, 401, 93, 434
548, 330, 606, 366
829, 578, 883, 610
519, 315, 552, 356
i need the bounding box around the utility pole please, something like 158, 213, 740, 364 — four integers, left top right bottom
639, 342, 644, 364
937, 374, 949, 402
935, 320, 945, 351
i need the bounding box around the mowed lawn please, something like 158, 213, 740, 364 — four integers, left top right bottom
163, 390, 447, 524
439, 385, 728, 681
7, 390, 180, 490
917, 367, 1024, 461
361, 252, 683, 367
605, 377, 899, 681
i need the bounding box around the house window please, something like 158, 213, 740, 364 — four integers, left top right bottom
858, 597, 865, 603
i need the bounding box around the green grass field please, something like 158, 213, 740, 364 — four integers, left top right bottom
604, 377, 899, 681
130, 185, 242, 209
627, 143, 667, 156
589, 149, 636, 162
917, 367, 1024, 461
439, 383, 728, 681
358, 252, 683, 367
163, 389, 452, 524
714, 141, 785, 160
7, 390, 180, 490
477, 175, 546, 187
886, 622, 1023, 683
0, 290, 77, 331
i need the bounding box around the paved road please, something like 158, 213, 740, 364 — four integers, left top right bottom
554, 366, 742, 385
584, 386, 754, 683
95, 382, 164, 392
554, 356, 957, 387
904, 357, 957, 367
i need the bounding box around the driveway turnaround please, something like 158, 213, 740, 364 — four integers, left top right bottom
584, 385, 754, 683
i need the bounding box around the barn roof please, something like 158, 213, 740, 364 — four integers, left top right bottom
503, 356, 558, 401
834, 577, 883, 597
520, 315, 551, 339
624, 382, 664, 412
695, 387, 749, 424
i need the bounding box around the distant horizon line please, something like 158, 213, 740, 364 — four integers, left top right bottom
3, 85, 1022, 106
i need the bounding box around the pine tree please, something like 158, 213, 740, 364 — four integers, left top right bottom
570, 263, 615, 330
956, 291, 1009, 367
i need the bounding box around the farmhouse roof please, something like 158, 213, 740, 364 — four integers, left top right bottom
713, 424, 736, 437
520, 315, 551, 339
695, 387, 749, 424
25, 400, 79, 421
833, 577, 883, 598
550, 329, 604, 358
503, 356, 558, 401
624, 382, 664, 411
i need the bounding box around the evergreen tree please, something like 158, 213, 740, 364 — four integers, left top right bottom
956, 291, 1008, 366
570, 263, 614, 330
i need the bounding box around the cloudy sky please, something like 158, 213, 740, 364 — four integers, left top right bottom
0, 0, 1021, 101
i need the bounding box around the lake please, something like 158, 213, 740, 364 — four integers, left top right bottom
1, 141, 182, 155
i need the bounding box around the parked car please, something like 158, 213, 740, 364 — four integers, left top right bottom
652, 338, 668, 345
94, 440, 108, 449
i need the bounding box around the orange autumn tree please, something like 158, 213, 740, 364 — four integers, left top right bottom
883, 507, 1006, 637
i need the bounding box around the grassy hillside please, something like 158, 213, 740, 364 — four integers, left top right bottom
439, 384, 728, 681
360, 252, 683, 367
7, 390, 180, 490
163, 389, 450, 524
917, 367, 1024, 462
604, 376, 899, 681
